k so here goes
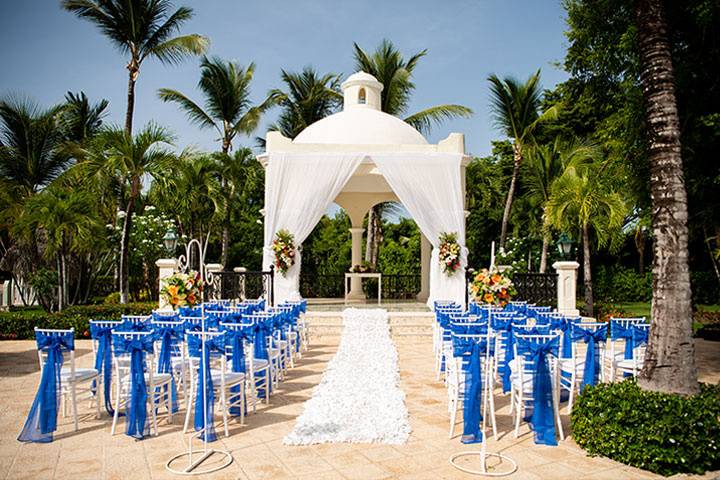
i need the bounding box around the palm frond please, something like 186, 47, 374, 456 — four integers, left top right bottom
157, 88, 217, 132
404, 104, 473, 135
147, 34, 208, 65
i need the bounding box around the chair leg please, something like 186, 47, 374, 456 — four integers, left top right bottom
150, 390, 159, 436
111, 384, 120, 436
71, 383, 79, 431
448, 396, 457, 439
513, 396, 522, 438
221, 388, 229, 438
240, 382, 246, 426
95, 378, 102, 419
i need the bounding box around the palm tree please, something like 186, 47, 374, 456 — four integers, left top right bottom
211, 148, 256, 266
353, 40, 473, 134
62, 0, 208, 136
488, 70, 557, 248
635, 0, 698, 395
158, 56, 277, 265
61, 91, 109, 144
354, 40, 473, 265
544, 160, 626, 316
268, 67, 343, 139
523, 138, 598, 271
78, 123, 177, 303
13, 187, 100, 310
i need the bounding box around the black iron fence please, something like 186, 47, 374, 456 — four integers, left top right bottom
512, 272, 557, 306
299, 273, 421, 299
208, 268, 274, 304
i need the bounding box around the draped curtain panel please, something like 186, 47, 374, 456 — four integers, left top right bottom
371, 153, 467, 306
262, 153, 365, 303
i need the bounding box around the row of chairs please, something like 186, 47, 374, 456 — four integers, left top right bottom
433, 300, 649, 446
20, 299, 309, 443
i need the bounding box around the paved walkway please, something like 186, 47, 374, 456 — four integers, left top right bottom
0, 336, 717, 479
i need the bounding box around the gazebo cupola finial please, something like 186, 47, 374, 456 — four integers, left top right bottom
342, 72, 384, 111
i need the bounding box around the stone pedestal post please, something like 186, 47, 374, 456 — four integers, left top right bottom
347, 227, 365, 300
156, 258, 177, 310
553, 261, 580, 316
417, 233, 431, 302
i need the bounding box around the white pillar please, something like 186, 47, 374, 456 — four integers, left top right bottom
156, 258, 177, 310
347, 227, 365, 300
417, 233, 431, 302
553, 261, 580, 316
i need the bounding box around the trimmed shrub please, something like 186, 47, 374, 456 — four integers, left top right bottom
571, 380, 720, 476
0, 303, 156, 340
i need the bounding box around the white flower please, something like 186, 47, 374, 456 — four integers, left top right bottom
117, 211, 126, 218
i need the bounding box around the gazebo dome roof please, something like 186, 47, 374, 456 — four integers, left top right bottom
293, 72, 428, 146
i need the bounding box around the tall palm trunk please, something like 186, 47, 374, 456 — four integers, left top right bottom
582, 222, 593, 317
56, 253, 64, 312
119, 177, 139, 304
500, 142, 522, 248
635, 0, 698, 395
125, 57, 139, 136
221, 136, 231, 268
539, 232, 550, 273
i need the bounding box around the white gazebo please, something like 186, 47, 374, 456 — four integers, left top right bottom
258, 72, 471, 307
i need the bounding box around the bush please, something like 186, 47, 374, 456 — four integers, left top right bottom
594, 266, 652, 303
571, 380, 720, 476
104, 292, 121, 304
0, 302, 156, 340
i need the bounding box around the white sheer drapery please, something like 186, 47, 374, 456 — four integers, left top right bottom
371, 153, 467, 306
262, 153, 364, 303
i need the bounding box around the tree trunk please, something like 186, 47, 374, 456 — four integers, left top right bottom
499, 142, 523, 248
636, 228, 646, 275
539, 232, 550, 273
119, 178, 139, 304
56, 253, 63, 312
125, 59, 138, 137
636, 0, 699, 395
582, 222, 593, 317
220, 137, 231, 267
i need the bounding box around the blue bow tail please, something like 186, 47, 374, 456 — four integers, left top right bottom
501, 329, 514, 394
18, 344, 63, 443
126, 347, 149, 439
461, 343, 483, 444
530, 348, 558, 446
156, 331, 179, 414
229, 334, 246, 416
193, 346, 217, 442
581, 336, 600, 391
254, 325, 270, 397
92, 329, 116, 416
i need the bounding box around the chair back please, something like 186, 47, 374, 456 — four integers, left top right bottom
111, 330, 158, 385
89, 320, 121, 354
34, 328, 76, 372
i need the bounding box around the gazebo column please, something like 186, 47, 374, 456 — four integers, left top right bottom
417, 233, 431, 302
347, 227, 365, 299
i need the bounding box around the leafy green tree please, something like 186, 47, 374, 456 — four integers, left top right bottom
488, 70, 557, 249
353, 39, 473, 134
78, 123, 178, 303
523, 138, 597, 271
544, 159, 627, 316
268, 67, 343, 139
62, 0, 208, 136
159, 56, 277, 264
61, 91, 109, 144
13, 187, 101, 310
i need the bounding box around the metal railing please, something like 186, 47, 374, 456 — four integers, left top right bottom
512, 272, 558, 306
299, 273, 421, 299
208, 268, 274, 304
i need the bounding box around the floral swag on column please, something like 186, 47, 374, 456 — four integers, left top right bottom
272, 229, 296, 277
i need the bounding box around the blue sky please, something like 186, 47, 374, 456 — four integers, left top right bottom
0, 0, 570, 158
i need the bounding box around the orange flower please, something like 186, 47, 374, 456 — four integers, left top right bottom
491, 274, 502, 283
484, 293, 494, 303
482, 276, 491, 285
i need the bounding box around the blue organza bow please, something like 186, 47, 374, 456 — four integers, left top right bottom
611, 322, 648, 360
187, 334, 225, 442
549, 318, 575, 358
452, 337, 492, 444
90, 324, 116, 416
516, 336, 560, 445
18, 332, 74, 443
154, 326, 182, 414
113, 335, 154, 439
224, 330, 248, 416
117, 320, 150, 332
632, 325, 649, 345
572, 325, 608, 390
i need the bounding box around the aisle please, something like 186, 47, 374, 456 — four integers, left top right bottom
284, 308, 411, 445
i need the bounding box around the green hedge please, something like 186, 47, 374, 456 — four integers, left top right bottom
0, 303, 156, 340
571, 380, 720, 476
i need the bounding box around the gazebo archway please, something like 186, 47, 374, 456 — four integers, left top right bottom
257, 72, 471, 306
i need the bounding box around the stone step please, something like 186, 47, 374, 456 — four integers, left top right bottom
304, 311, 433, 338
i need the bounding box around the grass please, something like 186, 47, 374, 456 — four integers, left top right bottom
614, 302, 720, 319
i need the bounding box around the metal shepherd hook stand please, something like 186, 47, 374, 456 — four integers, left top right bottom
166, 233, 233, 475
449, 304, 517, 476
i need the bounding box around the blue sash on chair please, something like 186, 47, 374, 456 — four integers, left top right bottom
90, 324, 117, 416
515, 336, 560, 445
452, 336, 492, 444
572, 324, 608, 390
187, 334, 225, 442
113, 335, 155, 439
223, 329, 249, 416
18, 331, 74, 443
154, 326, 182, 414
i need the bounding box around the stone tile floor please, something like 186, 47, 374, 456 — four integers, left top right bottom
0, 336, 718, 479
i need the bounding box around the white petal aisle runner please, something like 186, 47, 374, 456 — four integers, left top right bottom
284, 308, 411, 445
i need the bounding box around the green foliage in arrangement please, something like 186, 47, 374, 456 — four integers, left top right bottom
571, 380, 720, 476
0, 303, 156, 340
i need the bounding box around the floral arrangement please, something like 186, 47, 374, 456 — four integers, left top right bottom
470, 267, 516, 307
160, 271, 203, 309
272, 229, 296, 276
438, 232, 461, 276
